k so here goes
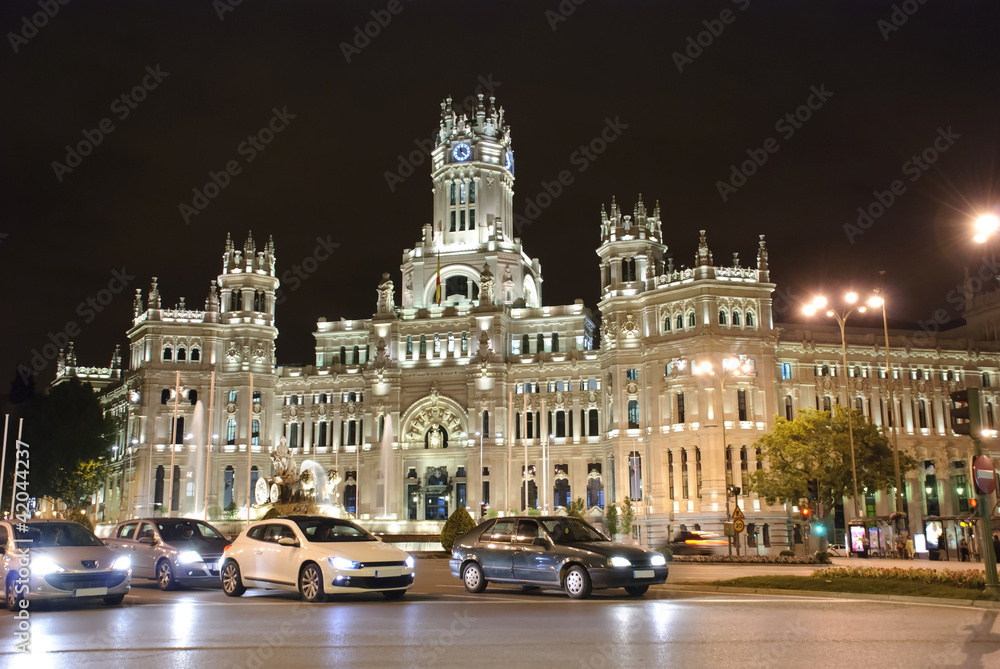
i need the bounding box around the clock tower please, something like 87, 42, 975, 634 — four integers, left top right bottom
401, 94, 543, 309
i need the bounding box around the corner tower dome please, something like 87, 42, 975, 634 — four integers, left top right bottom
399, 94, 543, 310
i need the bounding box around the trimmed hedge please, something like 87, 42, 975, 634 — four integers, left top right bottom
814, 566, 986, 589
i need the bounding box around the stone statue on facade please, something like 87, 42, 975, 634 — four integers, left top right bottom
479, 263, 495, 305
377, 273, 395, 314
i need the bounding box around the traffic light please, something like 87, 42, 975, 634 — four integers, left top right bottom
801, 507, 812, 521
950, 388, 981, 437
970, 498, 978, 510
807, 479, 819, 500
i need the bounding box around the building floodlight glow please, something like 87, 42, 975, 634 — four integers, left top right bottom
974, 213, 999, 243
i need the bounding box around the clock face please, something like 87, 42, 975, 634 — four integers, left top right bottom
452, 143, 471, 162
505, 149, 514, 172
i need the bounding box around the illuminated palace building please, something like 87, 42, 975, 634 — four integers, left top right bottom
63, 94, 1000, 549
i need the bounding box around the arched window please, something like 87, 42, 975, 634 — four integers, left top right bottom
163, 346, 172, 361
537, 333, 544, 353
406, 336, 413, 355
188, 389, 197, 406
687, 312, 696, 328
719, 310, 728, 325
419, 335, 427, 355
746, 311, 755, 327
732, 311, 741, 326
676, 315, 683, 330
339, 346, 346, 364
663, 316, 671, 332
190, 347, 200, 361
161, 389, 171, 405
352, 345, 360, 364
176, 347, 186, 362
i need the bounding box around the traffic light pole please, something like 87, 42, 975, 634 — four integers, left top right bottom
956, 388, 999, 596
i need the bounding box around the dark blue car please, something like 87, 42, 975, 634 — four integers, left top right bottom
449, 516, 668, 599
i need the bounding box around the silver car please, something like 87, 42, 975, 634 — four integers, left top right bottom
2, 519, 131, 609
106, 518, 230, 590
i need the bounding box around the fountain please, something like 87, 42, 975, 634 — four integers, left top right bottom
189, 399, 206, 518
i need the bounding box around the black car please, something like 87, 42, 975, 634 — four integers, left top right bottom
449, 516, 668, 599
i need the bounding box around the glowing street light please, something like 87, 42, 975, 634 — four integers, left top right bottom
973, 213, 1000, 244
803, 292, 870, 521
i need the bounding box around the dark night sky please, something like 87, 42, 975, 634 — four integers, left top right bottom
3, 1, 1000, 388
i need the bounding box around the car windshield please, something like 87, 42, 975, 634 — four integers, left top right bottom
540, 518, 609, 544
157, 521, 224, 542
14, 522, 103, 547
293, 518, 376, 543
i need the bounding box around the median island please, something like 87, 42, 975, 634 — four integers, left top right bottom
708, 566, 996, 602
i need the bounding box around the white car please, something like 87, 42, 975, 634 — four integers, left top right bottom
3, 520, 131, 610
220, 515, 415, 602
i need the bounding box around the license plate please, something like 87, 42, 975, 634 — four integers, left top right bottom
633, 570, 655, 579
375, 568, 402, 578
73, 587, 108, 597
207, 562, 218, 571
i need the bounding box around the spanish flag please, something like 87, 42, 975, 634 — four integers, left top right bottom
435, 252, 441, 305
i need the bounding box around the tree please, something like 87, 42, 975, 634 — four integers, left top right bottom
747, 407, 917, 514
620, 497, 634, 536
16, 379, 116, 512
51, 458, 111, 515
440, 507, 477, 551
605, 504, 619, 537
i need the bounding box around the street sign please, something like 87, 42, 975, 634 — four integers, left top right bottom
733, 519, 745, 533
973, 455, 997, 495
732, 505, 745, 520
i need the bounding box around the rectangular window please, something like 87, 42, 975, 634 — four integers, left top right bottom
469, 209, 476, 229
482, 411, 490, 438
226, 419, 236, 445
251, 419, 260, 446
627, 400, 639, 429
737, 389, 748, 422
677, 393, 686, 423
450, 182, 456, 205
626, 368, 638, 381
785, 395, 793, 420
460, 182, 466, 205
460, 210, 466, 231
229, 391, 238, 403
588, 409, 599, 436
555, 411, 566, 438
470, 181, 475, 203
450, 211, 456, 232
918, 400, 928, 429
781, 363, 791, 380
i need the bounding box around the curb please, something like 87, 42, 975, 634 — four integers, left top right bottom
666, 583, 1000, 609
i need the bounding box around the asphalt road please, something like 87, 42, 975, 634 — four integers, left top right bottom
2, 560, 998, 669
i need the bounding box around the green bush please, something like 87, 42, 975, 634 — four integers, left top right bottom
779, 549, 796, 557
527, 508, 541, 516
620, 498, 634, 536
486, 508, 499, 518
441, 507, 477, 551
814, 566, 986, 589
568, 498, 586, 519
605, 504, 619, 537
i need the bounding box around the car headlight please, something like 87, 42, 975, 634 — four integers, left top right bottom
329, 557, 361, 570
31, 558, 65, 576
177, 551, 202, 565
650, 554, 667, 567
405, 556, 415, 569
112, 555, 132, 570
609, 556, 632, 568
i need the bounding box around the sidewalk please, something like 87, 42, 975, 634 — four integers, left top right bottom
829, 556, 986, 571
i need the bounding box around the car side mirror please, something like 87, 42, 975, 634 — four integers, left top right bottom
137, 536, 155, 545
277, 537, 298, 547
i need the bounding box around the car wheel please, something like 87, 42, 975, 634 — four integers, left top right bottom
624, 584, 649, 596
104, 594, 126, 605
564, 565, 592, 599
156, 560, 176, 591
298, 563, 326, 603
221, 560, 246, 597
382, 589, 406, 600
6, 577, 21, 612
462, 562, 487, 593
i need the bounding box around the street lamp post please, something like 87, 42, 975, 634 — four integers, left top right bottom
803, 294, 866, 522
869, 285, 905, 533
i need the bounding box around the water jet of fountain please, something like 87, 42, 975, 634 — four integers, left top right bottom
378, 414, 396, 519
189, 400, 206, 518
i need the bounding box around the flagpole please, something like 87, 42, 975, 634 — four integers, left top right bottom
11, 419, 23, 517
167, 371, 180, 514
436, 251, 442, 306
523, 394, 528, 512
203, 370, 215, 519
245, 373, 254, 527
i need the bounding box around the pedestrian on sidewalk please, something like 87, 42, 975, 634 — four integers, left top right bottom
905, 537, 914, 559
960, 538, 970, 562
895, 538, 905, 559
